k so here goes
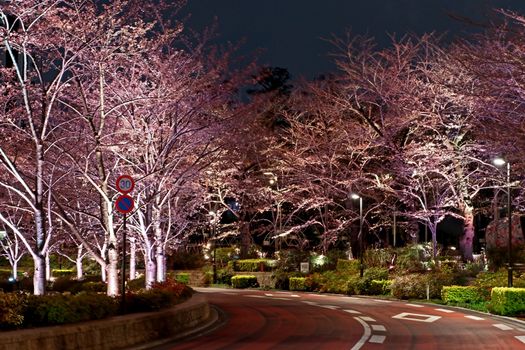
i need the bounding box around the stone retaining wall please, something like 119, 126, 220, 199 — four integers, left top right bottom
0, 294, 210, 350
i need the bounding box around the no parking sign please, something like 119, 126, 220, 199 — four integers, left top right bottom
115, 175, 134, 214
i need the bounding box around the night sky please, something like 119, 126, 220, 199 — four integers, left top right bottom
183, 0, 525, 79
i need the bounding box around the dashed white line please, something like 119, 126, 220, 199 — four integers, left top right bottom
319, 305, 339, 310
493, 324, 513, 331
371, 324, 386, 331
406, 303, 424, 308
373, 299, 392, 303
516, 336, 525, 344
301, 301, 318, 306
369, 335, 386, 344
245, 295, 265, 298
359, 316, 376, 322
265, 293, 274, 296
434, 308, 454, 313
344, 309, 362, 314
351, 317, 371, 350
290, 294, 300, 298
464, 315, 484, 321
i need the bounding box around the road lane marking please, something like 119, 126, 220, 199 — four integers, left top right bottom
265, 293, 274, 296
373, 299, 392, 303
406, 303, 424, 308
493, 324, 513, 330
434, 308, 454, 313
344, 309, 362, 314
465, 315, 484, 321
273, 297, 292, 301
516, 336, 525, 344
245, 295, 266, 298
301, 301, 318, 305
371, 324, 386, 331
392, 312, 441, 323
369, 335, 386, 344
352, 317, 371, 350
319, 305, 339, 310
290, 294, 301, 297
359, 316, 376, 322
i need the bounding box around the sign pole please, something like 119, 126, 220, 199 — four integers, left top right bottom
121, 213, 127, 308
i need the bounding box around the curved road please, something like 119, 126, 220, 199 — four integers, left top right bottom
155, 288, 525, 349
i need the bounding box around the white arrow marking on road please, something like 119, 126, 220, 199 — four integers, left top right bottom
493, 324, 513, 330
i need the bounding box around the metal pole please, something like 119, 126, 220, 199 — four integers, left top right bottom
121, 214, 127, 308
212, 222, 217, 284
507, 162, 513, 288
359, 197, 364, 278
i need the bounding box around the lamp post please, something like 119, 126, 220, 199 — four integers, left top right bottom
351, 193, 364, 277
264, 172, 281, 251
209, 211, 218, 285
493, 158, 512, 287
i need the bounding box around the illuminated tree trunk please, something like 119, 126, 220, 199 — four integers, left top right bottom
129, 237, 136, 280
76, 245, 84, 280
459, 205, 475, 261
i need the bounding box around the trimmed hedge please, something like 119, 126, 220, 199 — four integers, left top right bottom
175, 273, 190, 285
441, 286, 487, 304
369, 280, 392, 295
229, 259, 277, 272
231, 275, 259, 289
490, 287, 525, 316
289, 277, 306, 291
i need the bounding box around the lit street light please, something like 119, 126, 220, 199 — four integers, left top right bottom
493, 157, 513, 287
351, 193, 364, 277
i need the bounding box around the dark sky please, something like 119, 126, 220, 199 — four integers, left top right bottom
182, 1, 525, 79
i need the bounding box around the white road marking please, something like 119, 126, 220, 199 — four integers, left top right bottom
516, 336, 525, 344
351, 317, 371, 350
344, 309, 362, 314
359, 316, 376, 322
301, 301, 318, 305
406, 303, 424, 308
369, 335, 386, 344
434, 308, 454, 313
373, 299, 392, 303
319, 305, 339, 310
392, 312, 441, 323
265, 293, 274, 296
245, 295, 266, 298
371, 324, 386, 331
273, 297, 292, 301
493, 324, 513, 331
465, 315, 484, 321
347, 297, 360, 300
290, 294, 301, 298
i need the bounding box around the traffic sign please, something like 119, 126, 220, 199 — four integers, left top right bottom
115, 194, 134, 214
116, 175, 134, 194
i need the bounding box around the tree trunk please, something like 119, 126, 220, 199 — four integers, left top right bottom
145, 255, 156, 289
240, 221, 250, 258
76, 245, 83, 280
100, 262, 107, 282
33, 255, 46, 295
12, 260, 18, 280
460, 205, 475, 261
45, 251, 51, 281
153, 205, 166, 282
106, 241, 119, 296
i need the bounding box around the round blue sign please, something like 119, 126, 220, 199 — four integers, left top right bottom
115, 194, 134, 214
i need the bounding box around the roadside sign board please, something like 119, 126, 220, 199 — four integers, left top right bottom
115, 194, 134, 214
116, 175, 134, 194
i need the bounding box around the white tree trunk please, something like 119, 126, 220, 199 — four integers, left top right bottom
460, 205, 475, 261
76, 245, 84, 280
145, 257, 156, 289
33, 255, 46, 295
45, 251, 51, 281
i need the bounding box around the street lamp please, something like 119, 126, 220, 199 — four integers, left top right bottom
493, 157, 513, 287
208, 210, 218, 284
264, 172, 281, 251
351, 193, 364, 277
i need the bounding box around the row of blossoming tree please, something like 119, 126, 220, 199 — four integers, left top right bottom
1, 2, 524, 296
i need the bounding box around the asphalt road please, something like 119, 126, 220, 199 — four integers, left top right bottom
154, 288, 525, 349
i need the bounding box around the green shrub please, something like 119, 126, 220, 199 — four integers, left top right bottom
320, 271, 350, 294
289, 277, 306, 291
364, 267, 389, 281
368, 280, 393, 295
231, 275, 259, 289
391, 271, 457, 299
490, 287, 525, 316
128, 275, 146, 291
274, 250, 310, 272
0, 292, 27, 328
230, 259, 276, 272
125, 289, 174, 313
364, 248, 395, 268
336, 259, 360, 274
216, 267, 234, 285
175, 273, 190, 285
170, 249, 206, 269
475, 270, 525, 289
52, 269, 75, 278
442, 286, 487, 304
